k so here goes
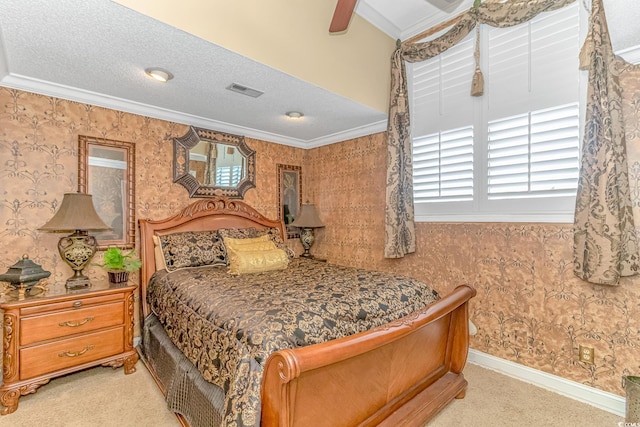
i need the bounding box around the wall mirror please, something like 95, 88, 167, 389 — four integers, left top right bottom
277, 164, 302, 239
173, 126, 256, 198
78, 135, 135, 249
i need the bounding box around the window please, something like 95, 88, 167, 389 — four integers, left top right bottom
413, 126, 474, 202
215, 165, 242, 187
409, 3, 580, 222
487, 103, 579, 199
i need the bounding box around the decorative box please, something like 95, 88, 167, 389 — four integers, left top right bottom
0, 254, 51, 291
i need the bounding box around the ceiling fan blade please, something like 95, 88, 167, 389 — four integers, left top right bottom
329, 0, 358, 33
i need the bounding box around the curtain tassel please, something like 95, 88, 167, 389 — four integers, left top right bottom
471, 67, 484, 97
471, 24, 484, 97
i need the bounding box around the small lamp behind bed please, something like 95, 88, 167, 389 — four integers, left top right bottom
290, 202, 324, 258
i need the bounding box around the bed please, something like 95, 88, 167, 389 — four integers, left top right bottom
138, 198, 476, 427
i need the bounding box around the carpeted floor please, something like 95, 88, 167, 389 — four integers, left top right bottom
429, 363, 623, 426
0, 360, 623, 426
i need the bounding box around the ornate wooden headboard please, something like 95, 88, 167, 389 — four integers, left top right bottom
138, 198, 286, 318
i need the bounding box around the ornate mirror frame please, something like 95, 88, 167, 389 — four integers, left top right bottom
277, 164, 302, 239
173, 126, 256, 199
78, 135, 136, 250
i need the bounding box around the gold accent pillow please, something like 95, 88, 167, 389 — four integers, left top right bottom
152, 235, 166, 272
218, 227, 295, 259
223, 235, 277, 253
226, 247, 290, 275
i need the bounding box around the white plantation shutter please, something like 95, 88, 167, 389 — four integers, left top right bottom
411, 35, 475, 137
215, 166, 242, 187
413, 126, 474, 202
487, 3, 579, 120
408, 2, 580, 222
488, 103, 579, 198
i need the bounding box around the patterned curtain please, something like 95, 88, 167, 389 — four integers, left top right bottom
384, 0, 576, 258
573, 0, 640, 285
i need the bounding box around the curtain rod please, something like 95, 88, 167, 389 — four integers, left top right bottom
403, 10, 469, 45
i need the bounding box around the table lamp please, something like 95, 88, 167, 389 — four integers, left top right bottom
290, 202, 325, 258
39, 193, 111, 289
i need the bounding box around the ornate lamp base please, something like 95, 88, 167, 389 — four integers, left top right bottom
58, 230, 96, 289
65, 272, 92, 289
299, 227, 315, 258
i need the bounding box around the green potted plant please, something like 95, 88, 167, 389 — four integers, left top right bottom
94, 247, 142, 284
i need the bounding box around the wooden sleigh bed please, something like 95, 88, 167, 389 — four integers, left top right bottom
138, 198, 476, 427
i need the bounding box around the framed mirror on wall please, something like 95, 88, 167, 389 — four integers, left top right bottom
78, 135, 135, 249
277, 164, 302, 239
173, 126, 256, 198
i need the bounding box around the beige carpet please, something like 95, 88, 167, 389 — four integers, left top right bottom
429, 363, 623, 426
0, 361, 623, 426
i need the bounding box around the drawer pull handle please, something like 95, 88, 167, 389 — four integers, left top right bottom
59, 317, 94, 328
73, 301, 82, 308
59, 345, 94, 358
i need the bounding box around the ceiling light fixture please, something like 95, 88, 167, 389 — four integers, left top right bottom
145, 68, 174, 83
286, 111, 304, 119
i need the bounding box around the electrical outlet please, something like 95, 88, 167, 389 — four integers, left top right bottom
579, 345, 595, 364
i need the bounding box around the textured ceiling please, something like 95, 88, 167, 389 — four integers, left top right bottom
0, 0, 637, 148
0, 0, 391, 148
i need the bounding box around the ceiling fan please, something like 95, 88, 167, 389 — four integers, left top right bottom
329, 0, 466, 33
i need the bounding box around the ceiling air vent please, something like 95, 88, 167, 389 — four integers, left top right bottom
226, 83, 264, 98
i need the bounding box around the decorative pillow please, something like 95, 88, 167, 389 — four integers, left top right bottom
158, 230, 227, 271
218, 227, 295, 259
227, 248, 290, 275
152, 235, 167, 272
223, 235, 277, 253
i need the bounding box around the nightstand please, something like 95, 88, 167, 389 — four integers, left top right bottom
0, 280, 138, 415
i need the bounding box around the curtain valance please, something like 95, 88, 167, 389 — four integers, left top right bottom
384, 0, 576, 258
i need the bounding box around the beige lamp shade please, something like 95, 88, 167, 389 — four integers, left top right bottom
290, 203, 324, 228
39, 193, 111, 232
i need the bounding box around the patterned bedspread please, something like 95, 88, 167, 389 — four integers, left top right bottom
147, 258, 440, 427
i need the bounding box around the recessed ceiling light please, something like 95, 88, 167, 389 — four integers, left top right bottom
286, 111, 304, 119
145, 68, 174, 83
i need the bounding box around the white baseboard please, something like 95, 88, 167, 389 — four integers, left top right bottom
467, 349, 625, 417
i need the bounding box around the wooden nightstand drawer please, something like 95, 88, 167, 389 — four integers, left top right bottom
20, 327, 125, 380
20, 301, 124, 346
0, 283, 138, 415
19, 293, 123, 316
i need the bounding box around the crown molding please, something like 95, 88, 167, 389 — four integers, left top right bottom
0, 73, 386, 149
401, 13, 451, 41
356, 2, 402, 40
356, 1, 466, 42
304, 119, 388, 148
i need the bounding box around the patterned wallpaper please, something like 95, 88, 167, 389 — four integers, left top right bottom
306, 133, 640, 397
2, 87, 639, 397
0, 87, 304, 334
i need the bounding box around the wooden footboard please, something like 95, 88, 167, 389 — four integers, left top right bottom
261, 285, 476, 427
139, 199, 477, 426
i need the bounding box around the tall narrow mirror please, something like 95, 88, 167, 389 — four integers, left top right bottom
173, 126, 256, 198
78, 135, 135, 249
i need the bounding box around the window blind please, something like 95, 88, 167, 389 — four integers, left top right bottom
413, 126, 474, 202
408, 2, 580, 221
487, 103, 580, 199
215, 166, 242, 187
411, 35, 475, 137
